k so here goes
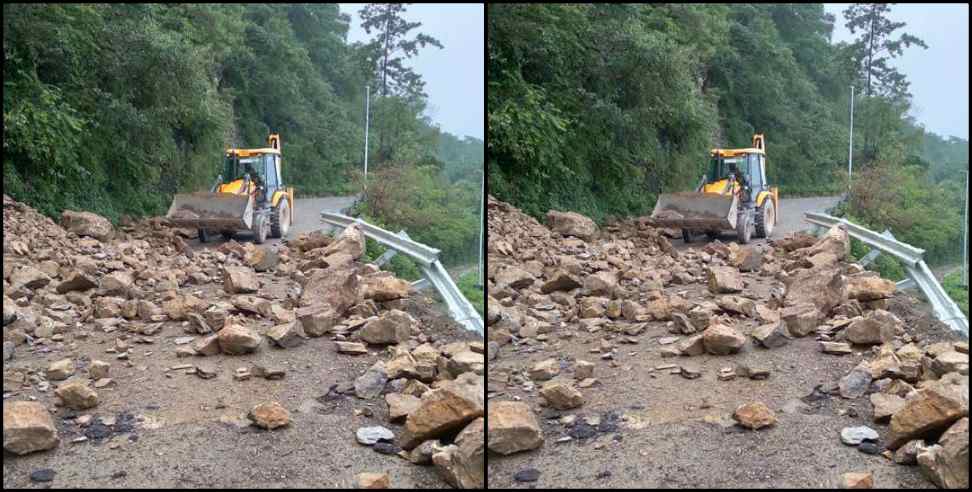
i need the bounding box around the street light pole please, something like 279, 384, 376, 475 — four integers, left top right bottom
964, 170, 968, 286
848, 85, 855, 194
479, 171, 484, 289
363, 85, 370, 190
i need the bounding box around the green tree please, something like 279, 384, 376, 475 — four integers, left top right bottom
842, 3, 927, 99
358, 3, 443, 99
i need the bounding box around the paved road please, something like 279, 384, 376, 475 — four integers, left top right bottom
190, 195, 358, 248
678, 195, 841, 247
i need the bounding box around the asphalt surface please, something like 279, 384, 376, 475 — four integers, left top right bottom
192, 195, 359, 248
676, 196, 841, 248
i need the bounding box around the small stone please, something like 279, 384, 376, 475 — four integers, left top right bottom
247, 402, 290, 430
356, 426, 395, 446
841, 426, 879, 446
173, 336, 194, 345
93, 378, 114, 389
821, 342, 853, 355
234, 368, 251, 381
513, 468, 541, 483
54, 380, 99, 410
574, 360, 594, 380
372, 442, 400, 455
539, 380, 584, 410
30, 469, 55, 483
47, 359, 75, 381
529, 358, 560, 381
195, 364, 217, 379
356, 472, 390, 489
733, 402, 777, 430
88, 360, 110, 380
858, 441, 880, 455
336, 341, 369, 355
840, 472, 873, 489
680, 365, 701, 379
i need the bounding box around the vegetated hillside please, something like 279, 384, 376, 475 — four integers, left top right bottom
3, 3, 482, 224
487, 4, 962, 226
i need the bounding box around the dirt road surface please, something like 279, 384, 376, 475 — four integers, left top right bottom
2, 193, 483, 489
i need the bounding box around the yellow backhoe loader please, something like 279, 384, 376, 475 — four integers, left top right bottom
651, 134, 778, 244
166, 134, 295, 244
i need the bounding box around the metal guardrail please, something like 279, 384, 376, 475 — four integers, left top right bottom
805, 212, 968, 338
320, 212, 441, 268
805, 212, 925, 267
320, 212, 483, 336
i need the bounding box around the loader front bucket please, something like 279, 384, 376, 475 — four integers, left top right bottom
650, 192, 738, 231
166, 192, 254, 231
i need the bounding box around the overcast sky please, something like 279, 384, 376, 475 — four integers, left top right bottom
339, 3, 484, 141
824, 3, 969, 140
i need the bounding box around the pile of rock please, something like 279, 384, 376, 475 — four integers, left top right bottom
485, 195, 966, 489
2, 194, 483, 489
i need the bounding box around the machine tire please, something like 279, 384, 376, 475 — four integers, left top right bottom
271, 198, 290, 239
221, 231, 235, 241
252, 213, 269, 244
755, 199, 775, 239
682, 229, 693, 244
198, 229, 210, 243
706, 231, 720, 241
736, 212, 752, 244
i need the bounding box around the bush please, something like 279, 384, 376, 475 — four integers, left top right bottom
354, 164, 480, 266
848, 237, 906, 281
942, 271, 969, 318
457, 271, 484, 318
360, 236, 422, 282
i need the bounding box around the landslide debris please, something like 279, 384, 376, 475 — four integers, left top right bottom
2, 195, 483, 489
486, 195, 966, 489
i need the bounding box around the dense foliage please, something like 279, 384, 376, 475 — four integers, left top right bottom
3, 4, 482, 225
943, 272, 969, 318
354, 164, 482, 266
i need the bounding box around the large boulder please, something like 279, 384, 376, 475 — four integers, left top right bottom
546, 210, 597, 240
217, 323, 262, 354
583, 271, 617, 298
888, 373, 968, 450
540, 270, 582, 294
3, 401, 59, 455
322, 224, 366, 260
359, 309, 415, 345
703, 323, 746, 355
10, 266, 51, 290
54, 379, 99, 410
56, 270, 98, 294
223, 267, 259, 294
61, 210, 113, 241
433, 418, 485, 489
804, 224, 850, 261
487, 401, 543, 455
845, 310, 900, 345
494, 266, 535, 290
296, 303, 340, 337
847, 275, 896, 302
784, 267, 846, 315
708, 266, 743, 294
300, 266, 359, 314
539, 379, 584, 410
730, 246, 763, 272
360, 272, 411, 301
400, 373, 484, 450
917, 417, 968, 489
781, 302, 821, 338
